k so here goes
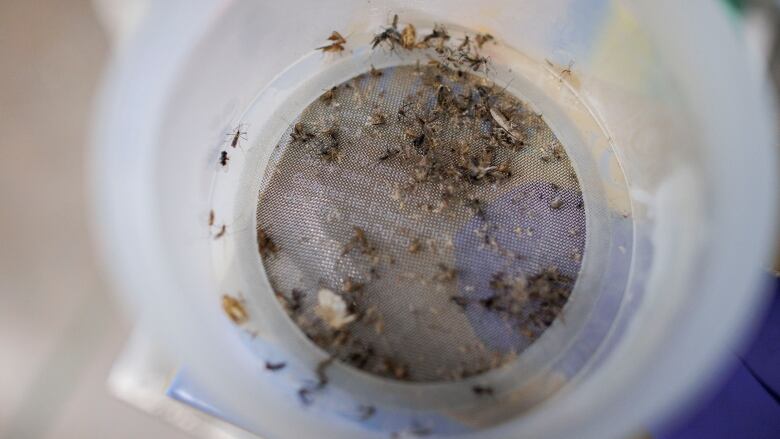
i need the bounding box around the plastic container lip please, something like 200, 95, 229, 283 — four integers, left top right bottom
91, 1, 778, 438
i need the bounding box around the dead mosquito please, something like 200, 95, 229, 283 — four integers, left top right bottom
371, 14, 403, 50
422, 24, 450, 44
317, 125, 341, 161
458, 35, 471, 51
291, 122, 315, 143
318, 31, 347, 53
377, 146, 400, 162
475, 33, 494, 48
462, 53, 488, 71
214, 224, 227, 239
227, 124, 247, 148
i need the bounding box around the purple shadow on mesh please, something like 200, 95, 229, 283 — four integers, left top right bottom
453, 180, 585, 353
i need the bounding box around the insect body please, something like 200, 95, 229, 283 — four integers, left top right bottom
228, 124, 247, 148
222, 294, 248, 325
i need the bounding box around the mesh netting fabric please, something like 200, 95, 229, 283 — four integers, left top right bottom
257, 65, 585, 382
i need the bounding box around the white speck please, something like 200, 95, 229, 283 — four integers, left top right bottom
618, 245, 626, 254
315, 288, 356, 329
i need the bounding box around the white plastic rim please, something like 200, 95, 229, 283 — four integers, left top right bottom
91, 0, 778, 438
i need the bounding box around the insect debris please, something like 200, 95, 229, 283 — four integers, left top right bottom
291, 122, 315, 143
297, 356, 336, 406
472, 385, 494, 396
378, 146, 400, 162
371, 14, 403, 50
357, 404, 376, 421
208, 209, 215, 226
475, 33, 494, 48
401, 23, 417, 49
341, 277, 364, 293
214, 224, 227, 239
221, 294, 248, 325
257, 228, 278, 257
318, 31, 347, 53
219, 150, 229, 167
320, 86, 337, 104
228, 124, 247, 148
368, 110, 386, 126
265, 361, 287, 371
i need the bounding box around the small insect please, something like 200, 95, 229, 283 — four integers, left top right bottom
318, 31, 347, 53
475, 33, 494, 48
472, 385, 494, 396
221, 294, 248, 325
463, 53, 488, 71
208, 209, 215, 226
546, 59, 575, 81
291, 122, 315, 143
227, 124, 247, 148
257, 228, 278, 257
219, 150, 229, 167
369, 65, 382, 77
320, 86, 337, 104
214, 224, 227, 239
368, 110, 386, 126
435, 263, 458, 283
407, 237, 422, 254
341, 226, 373, 256
371, 14, 403, 49
377, 146, 400, 162
422, 24, 450, 44
397, 101, 413, 120
466, 197, 485, 219
298, 387, 314, 406
489, 107, 524, 144
561, 60, 574, 77
265, 361, 287, 371
315, 356, 335, 387
401, 23, 416, 49
450, 295, 471, 309
276, 289, 305, 315
458, 35, 471, 51
341, 277, 364, 293
316, 125, 341, 162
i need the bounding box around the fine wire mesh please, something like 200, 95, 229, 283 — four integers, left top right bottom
256, 65, 585, 382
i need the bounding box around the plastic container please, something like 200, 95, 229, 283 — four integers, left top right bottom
92, 0, 778, 438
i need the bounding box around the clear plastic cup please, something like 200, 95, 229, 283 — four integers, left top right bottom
92, 0, 778, 438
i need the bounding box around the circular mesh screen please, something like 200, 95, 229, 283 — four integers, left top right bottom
257, 64, 585, 382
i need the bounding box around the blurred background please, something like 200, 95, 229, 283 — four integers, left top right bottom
0, 1, 191, 437
0, 1, 778, 438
